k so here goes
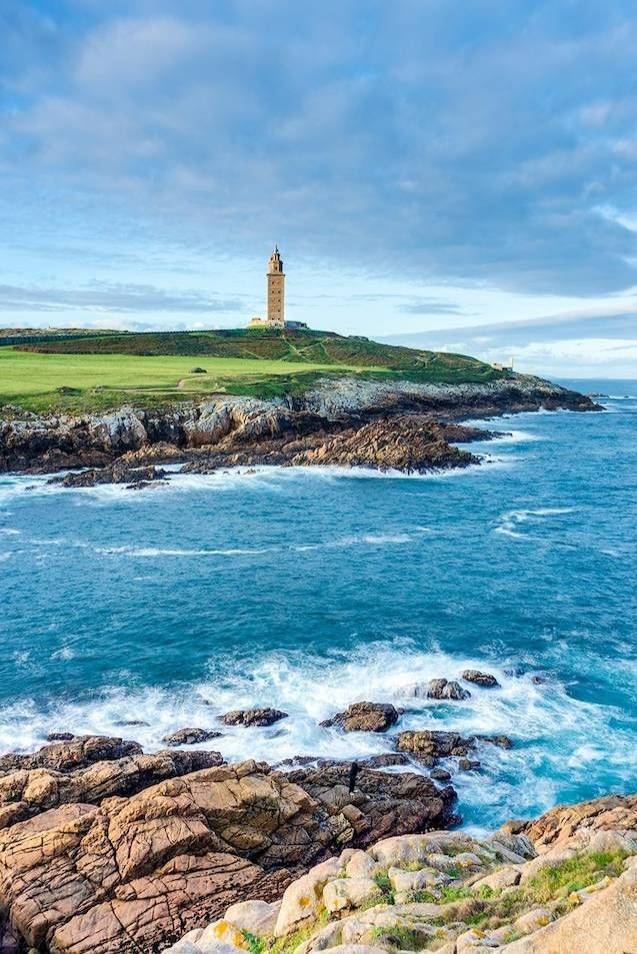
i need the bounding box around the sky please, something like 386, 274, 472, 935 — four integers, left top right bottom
1, 1, 636, 376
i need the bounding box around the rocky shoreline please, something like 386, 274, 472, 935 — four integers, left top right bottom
0, 374, 599, 478
0, 724, 634, 952
0, 669, 631, 953
0, 674, 625, 953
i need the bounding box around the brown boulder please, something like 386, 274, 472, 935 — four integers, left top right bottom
426, 679, 471, 700
395, 730, 475, 766
320, 702, 399, 733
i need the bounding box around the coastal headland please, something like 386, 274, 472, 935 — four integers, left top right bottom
0, 327, 598, 478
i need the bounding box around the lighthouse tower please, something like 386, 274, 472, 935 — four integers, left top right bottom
266, 246, 285, 326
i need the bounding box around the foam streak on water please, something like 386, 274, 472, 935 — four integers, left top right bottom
0, 379, 636, 828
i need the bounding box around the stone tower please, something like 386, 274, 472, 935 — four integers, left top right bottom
267, 246, 285, 326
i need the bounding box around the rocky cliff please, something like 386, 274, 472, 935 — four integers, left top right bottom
0, 374, 598, 475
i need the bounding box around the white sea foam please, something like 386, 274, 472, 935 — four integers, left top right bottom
0, 528, 20, 536
90, 530, 428, 561
94, 544, 276, 558
488, 429, 540, 444
51, 646, 77, 661
494, 507, 575, 539
1, 641, 631, 828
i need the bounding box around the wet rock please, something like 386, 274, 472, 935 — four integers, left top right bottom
430, 767, 452, 782
162, 727, 224, 746
358, 753, 409, 769
461, 669, 499, 688
53, 461, 168, 489
395, 730, 476, 766
477, 733, 512, 749
320, 702, 399, 733
426, 678, 471, 701
46, 732, 75, 742
276, 753, 409, 772
220, 708, 288, 727
184, 414, 481, 475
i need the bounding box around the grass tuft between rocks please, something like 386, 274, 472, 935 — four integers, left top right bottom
242, 931, 267, 954
374, 871, 396, 905
524, 849, 628, 904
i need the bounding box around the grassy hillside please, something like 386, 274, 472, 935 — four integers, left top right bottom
1, 327, 502, 413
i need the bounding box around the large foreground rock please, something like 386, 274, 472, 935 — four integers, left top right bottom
164, 792, 637, 954
0, 759, 456, 953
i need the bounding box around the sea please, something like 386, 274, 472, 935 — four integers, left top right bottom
1, 378, 635, 829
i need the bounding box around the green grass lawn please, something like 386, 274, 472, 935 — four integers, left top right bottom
0, 348, 375, 413
0, 328, 502, 414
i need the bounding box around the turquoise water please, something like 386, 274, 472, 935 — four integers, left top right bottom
1, 379, 636, 828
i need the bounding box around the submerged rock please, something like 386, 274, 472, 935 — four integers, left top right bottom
52, 461, 168, 488
320, 702, 400, 733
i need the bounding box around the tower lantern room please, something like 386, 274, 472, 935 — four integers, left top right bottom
268, 246, 284, 274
